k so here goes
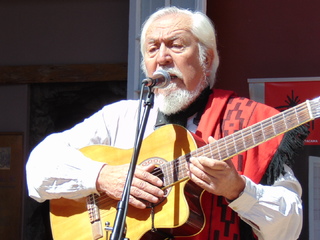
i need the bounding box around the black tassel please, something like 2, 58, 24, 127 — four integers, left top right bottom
262, 124, 310, 185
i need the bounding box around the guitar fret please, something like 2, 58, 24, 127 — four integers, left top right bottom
275, 115, 285, 134
200, 145, 206, 159
262, 119, 273, 140
234, 132, 245, 154
240, 130, 247, 149
161, 164, 167, 186
223, 137, 230, 157
261, 121, 268, 140
216, 141, 222, 160
232, 134, 238, 153
208, 142, 214, 159
284, 110, 299, 129
163, 161, 171, 187
225, 135, 237, 158
281, 112, 288, 130
260, 122, 266, 141
171, 160, 175, 184
285, 111, 294, 128
298, 104, 310, 123
271, 117, 277, 135
241, 128, 251, 150
255, 124, 263, 144
170, 160, 175, 184
171, 161, 176, 183
176, 157, 186, 181
179, 157, 188, 179
250, 125, 257, 145
294, 107, 300, 124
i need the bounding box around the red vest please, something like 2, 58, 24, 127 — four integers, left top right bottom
179, 89, 283, 240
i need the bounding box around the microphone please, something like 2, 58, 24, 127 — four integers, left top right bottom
142, 69, 171, 89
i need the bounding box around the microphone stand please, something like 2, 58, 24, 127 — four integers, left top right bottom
110, 84, 155, 240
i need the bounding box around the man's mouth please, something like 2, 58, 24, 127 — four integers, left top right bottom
170, 75, 178, 80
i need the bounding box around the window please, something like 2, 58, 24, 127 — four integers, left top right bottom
309, 156, 320, 240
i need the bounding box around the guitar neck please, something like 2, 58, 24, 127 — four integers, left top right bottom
160, 97, 320, 188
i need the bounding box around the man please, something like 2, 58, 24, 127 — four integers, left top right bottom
27, 7, 306, 240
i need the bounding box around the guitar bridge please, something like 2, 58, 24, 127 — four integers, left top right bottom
87, 194, 103, 240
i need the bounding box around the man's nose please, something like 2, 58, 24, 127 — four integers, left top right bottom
156, 43, 173, 66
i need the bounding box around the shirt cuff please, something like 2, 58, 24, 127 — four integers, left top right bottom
228, 176, 262, 213
80, 160, 106, 195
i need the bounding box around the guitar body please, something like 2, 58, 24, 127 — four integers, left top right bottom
50, 96, 320, 239
50, 124, 205, 240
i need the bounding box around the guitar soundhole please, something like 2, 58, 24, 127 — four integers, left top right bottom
140, 157, 172, 208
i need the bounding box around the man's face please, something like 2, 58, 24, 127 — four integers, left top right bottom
143, 14, 207, 96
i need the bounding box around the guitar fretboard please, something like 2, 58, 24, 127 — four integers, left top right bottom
160, 97, 320, 188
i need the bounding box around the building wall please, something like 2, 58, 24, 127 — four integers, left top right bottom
0, 1, 129, 239
1, 0, 319, 239
208, 1, 320, 98
207, 2, 320, 239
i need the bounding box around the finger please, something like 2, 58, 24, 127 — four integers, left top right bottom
192, 156, 229, 171
127, 195, 148, 209
131, 177, 164, 198
188, 159, 212, 184
208, 136, 217, 143
135, 166, 163, 187
130, 184, 162, 204
187, 166, 214, 193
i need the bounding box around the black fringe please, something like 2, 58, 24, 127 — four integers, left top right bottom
261, 124, 310, 186
240, 124, 309, 240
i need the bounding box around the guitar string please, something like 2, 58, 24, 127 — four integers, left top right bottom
92, 104, 314, 221
93, 102, 313, 208
134, 103, 312, 185
197, 104, 311, 161
54, 102, 319, 228
102, 102, 311, 195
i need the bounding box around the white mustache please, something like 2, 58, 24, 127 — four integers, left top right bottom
157, 67, 183, 79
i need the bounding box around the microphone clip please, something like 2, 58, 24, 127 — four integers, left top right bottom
142, 69, 171, 89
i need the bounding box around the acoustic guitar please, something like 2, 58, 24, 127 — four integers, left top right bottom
50, 96, 320, 240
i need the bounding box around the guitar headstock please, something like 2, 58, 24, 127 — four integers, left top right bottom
309, 96, 320, 119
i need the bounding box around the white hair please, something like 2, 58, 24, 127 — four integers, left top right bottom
140, 6, 220, 88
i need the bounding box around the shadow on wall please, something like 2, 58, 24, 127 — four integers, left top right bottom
25, 81, 127, 240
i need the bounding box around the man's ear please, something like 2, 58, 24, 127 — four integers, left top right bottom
205, 49, 214, 76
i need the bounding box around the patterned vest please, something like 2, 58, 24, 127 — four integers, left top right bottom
178, 89, 283, 240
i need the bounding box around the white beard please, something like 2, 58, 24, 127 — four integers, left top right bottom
155, 78, 208, 115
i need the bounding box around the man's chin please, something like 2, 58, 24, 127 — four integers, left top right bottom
156, 91, 196, 115
155, 79, 208, 115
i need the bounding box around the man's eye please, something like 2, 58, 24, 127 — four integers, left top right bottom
148, 47, 158, 54
172, 44, 184, 51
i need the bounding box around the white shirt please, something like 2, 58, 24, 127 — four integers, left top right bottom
26, 99, 303, 240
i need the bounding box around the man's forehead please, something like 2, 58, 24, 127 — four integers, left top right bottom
146, 14, 192, 39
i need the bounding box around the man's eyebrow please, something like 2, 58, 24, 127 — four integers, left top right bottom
147, 35, 181, 44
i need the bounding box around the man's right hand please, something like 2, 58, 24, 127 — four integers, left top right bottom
96, 164, 164, 209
